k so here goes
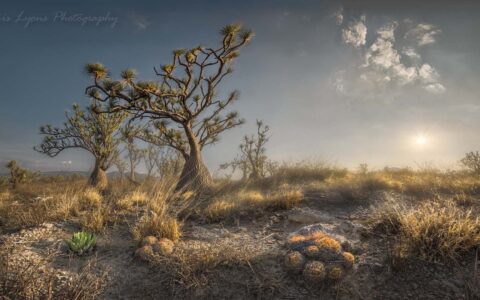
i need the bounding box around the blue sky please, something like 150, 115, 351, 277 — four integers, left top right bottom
1, 0, 480, 173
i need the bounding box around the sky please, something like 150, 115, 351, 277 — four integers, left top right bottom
1, 0, 480, 174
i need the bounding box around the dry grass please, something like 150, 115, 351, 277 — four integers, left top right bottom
204, 186, 303, 222
80, 188, 103, 209
115, 189, 149, 210
371, 199, 480, 262
0, 243, 108, 299
254, 160, 348, 187
132, 214, 182, 241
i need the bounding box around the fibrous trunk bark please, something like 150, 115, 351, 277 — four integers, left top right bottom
175, 125, 212, 191
89, 159, 108, 190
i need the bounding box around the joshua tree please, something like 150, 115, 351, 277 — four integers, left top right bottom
120, 125, 145, 183
221, 120, 272, 180
84, 24, 253, 189
144, 144, 161, 179
6, 160, 28, 188
113, 155, 128, 181
461, 151, 480, 175
35, 103, 127, 189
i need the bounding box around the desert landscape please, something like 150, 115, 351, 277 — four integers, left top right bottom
1, 1, 480, 299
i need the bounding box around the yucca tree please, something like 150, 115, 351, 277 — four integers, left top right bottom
84, 24, 253, 190
34, 102, 127, 189
119, 125, 145, 184
221, 120, 271, 180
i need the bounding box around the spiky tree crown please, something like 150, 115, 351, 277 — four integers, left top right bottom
35, 102, 127, 169
84, 24, 253, 158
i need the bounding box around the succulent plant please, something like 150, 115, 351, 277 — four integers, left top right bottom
342, 252, 355, 269
304, 245, 320, 258
303, 261, 326, 282
141, 235, 158, 247
327, 265, 344, 281
65, 231, 96, 255
152, 238, 174, 255
284, 251, 306, 273
135, 245, 154, 260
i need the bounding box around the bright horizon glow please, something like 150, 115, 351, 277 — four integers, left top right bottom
415, 134, 427, 146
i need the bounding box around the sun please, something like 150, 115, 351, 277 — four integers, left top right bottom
415, 134, 427, 146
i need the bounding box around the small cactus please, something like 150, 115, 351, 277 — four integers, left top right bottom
304, 245, 320, 258
135, 245, 154, 260
152, 238, 174, 255
284, 251, 306, 273
327, 265, 344, 281
303, 261, 326, 282
141, 236, 158, 246
313, 236, 341, 252
342, 252, 355, 269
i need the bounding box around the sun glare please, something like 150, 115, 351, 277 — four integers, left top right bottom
415, 134, 427, 146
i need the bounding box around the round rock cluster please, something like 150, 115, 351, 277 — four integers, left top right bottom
135, 236, 174, 260
284, 227, 355, 283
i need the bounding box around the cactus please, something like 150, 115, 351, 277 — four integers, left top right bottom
285, 229, 356, 284
284, 251, 306, 273
303, 261, 326, 282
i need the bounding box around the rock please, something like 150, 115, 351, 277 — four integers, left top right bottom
141, 236, 158, 246
372, 262, 384, 273
341, 240, 353, 252
288, 208, 334, 224
303, 261, 326, 282
135, 245, 154, 260
152, 238, 174, 255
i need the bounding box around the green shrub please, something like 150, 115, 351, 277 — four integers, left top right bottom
65, 231, 97, 255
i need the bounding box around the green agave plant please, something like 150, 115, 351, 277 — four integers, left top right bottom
65, 231, 97, 255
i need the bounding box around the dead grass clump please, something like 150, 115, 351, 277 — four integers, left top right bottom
80, 207, 114, 233
0, 245, 108, 299
115, 189, 149, 210
371, 200, 480, 262
80, 188, 103, 209
256, 160, 348, 187
132, 214, 182, 242
204, 186, 303, 222
399, 201, 480, 262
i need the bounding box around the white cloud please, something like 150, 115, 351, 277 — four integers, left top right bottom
419, 63, 440, 84
376, 21, 397, 41
365, 38, 400, 69
342, 16, 367, 48
335, 16, 445, 96
334, 7, 344, 25
405, 23, 441, 46
424, 83, 446, 94
402, 47, 420, 60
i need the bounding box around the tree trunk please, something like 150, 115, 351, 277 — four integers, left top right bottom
175, 125, 212, 190
89, 159, 108, 190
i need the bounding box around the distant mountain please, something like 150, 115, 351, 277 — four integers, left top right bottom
0, 170, 147, 180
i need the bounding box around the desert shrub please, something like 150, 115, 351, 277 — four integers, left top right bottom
80, 188, 103, 209
132, 214, 181, 241
461, 151, 480, 175
65, 231, 97, 255
371, 200, 480, 262
80, 207, 113, 233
